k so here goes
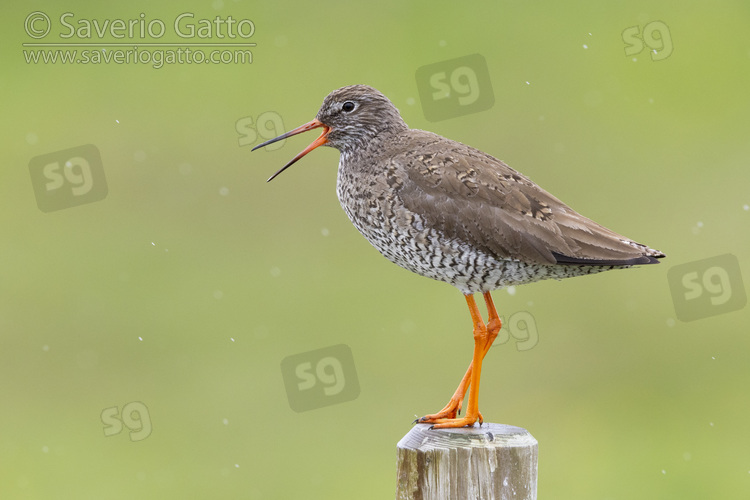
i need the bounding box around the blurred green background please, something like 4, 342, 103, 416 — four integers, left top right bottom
3, 1, 749, 498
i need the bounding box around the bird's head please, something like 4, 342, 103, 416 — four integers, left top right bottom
253, 85, 407, 181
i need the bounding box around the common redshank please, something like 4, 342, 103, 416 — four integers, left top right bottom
253, 85, 664, 429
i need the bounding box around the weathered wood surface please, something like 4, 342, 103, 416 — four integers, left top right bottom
396, 423, 537, 500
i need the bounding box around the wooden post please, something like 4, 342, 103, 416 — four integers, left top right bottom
395, 423, 538, 500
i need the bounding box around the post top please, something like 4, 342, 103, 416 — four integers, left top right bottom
397, 423, 537, 451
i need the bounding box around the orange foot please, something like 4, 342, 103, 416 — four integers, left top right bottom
427, 415, 483, 429
414, 399, 483, 425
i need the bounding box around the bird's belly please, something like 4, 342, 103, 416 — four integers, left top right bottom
336, 172, 613, 294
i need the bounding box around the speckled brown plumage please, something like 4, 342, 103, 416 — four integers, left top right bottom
256, 85, 663, 294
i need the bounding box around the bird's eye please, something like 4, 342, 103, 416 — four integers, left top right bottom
342, 101, 356, 113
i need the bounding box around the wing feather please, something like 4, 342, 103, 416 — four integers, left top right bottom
393, 131, 663, 266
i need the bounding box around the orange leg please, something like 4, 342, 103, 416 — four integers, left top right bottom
416, 292, 502, 428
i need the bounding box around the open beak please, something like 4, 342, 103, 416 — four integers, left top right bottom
251, 119, 330, 182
